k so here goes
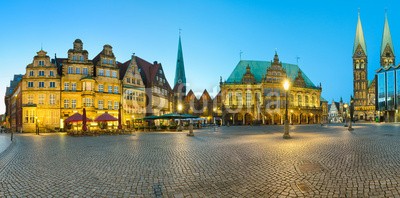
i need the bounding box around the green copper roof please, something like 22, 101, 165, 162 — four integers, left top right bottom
225, 60, 318, 89
353, 12, 367, 55
320, 97, 328, 102
174, 36, 186, 86
381, 13, 394, 55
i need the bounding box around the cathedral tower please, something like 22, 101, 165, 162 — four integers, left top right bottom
380, 12, 395, 67
352, 11, 369, 120
173, 33, 187, 113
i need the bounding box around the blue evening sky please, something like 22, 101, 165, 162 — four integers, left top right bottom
0, 0, 399, 113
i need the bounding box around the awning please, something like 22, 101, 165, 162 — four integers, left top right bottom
65, 113, 93, 123
95, 112, 118, 122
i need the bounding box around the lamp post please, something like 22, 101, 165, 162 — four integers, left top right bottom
177, 103, 183, 131
348, 96, 354, 131
283, 80, 290, 139
343, 103, 348, 127
35, 116, 39, 135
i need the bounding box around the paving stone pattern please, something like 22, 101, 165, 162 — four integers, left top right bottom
0, 123, 399, 197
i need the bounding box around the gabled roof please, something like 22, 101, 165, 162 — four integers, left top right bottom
199, 89, 211, 101
185, 89, 198, 102
225, 60, 318, 89
381, 13, 394, 56
117, 60, 130, 80
136, 56, 172, 92
354, 12, 367, 55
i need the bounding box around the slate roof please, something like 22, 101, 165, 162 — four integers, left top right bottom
225, 60, 318, 89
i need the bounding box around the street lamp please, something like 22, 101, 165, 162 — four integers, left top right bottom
283, 80, 290, 139
343, 103, 348, 127
35, 116, 40, 135
348, 96, 354, 131
177, 103, 183, 131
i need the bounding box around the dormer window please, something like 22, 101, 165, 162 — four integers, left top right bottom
38, 60, 45, 66
109, 60, 114, 64
72, 56, 77, 61
29, 71, 34, 76
80, 56, 84, 62
102, 59, 107, 64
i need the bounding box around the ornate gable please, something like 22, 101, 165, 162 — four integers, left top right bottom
241, 65, 256, 84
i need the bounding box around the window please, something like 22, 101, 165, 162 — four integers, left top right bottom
159, 70, 162, 74
98, 100, 104, 110
76, 67, 81, 74
127, 78, 131, 83
28, 95, 34, 104
68, 66, 73, 74
108, 85, 112, 93
49, 94, 55, 105
38, 94, 44, 105
83, 82, 92, 91
106, 70, 110, 77
137, 79, 140, 85
112, 71, 117, 78
39, 82, 45, 88
39, 71, 45, 76
28, 82, 34, 88
72, 56, 77, 61
246, 92, 252, 106
50, 82, 56, 88
102, 59, 107, 64
64, 83, 69, 91
99, 69, 104, 76
305, 96, 309, 107
49, 71, 54, 77
109, 60, 114, 64
38, 60, 44, 66
228, 92, 233, 105
83, 68, 88, 76
71, 83, 77, 91
71, 99, 76, 109
114, 102, 119, 110
114, 86, 118, 94
108, 101, 112, 109
98, 84, 104, 92
80, 56, 84, 62
298, 95, 303, 106
64, 99, 69, 108
236, 92, 242, 106
83, 98, 92, 107
29, 71, 34, 76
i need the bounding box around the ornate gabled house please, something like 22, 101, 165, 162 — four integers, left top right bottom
91, 44, 121, 121
184, 89, 197, 114
118, 54, 146, 128
220, 52, 323, 125
21, 50, 61, 132
352, 12, 376, 121
376, 12, 399, 122
136, 57, 172, 116
58, 39, 96, 127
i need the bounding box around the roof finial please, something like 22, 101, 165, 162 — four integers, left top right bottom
179, 28, 182, 36
275, 48, 277, 55
41, 42, 43, 51
358, 8, 360, 16
240, 50, 243, 60
296, 56, 300, 66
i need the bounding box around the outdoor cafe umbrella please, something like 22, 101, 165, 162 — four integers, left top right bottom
65, 112, 93, 123
82, 108, 88, 132
143, 115, 160, 120
94, 112, 118, 122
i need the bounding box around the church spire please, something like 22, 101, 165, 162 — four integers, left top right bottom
381, 11, 394, 56
353, 11, 367, 56
174, 34, 186, 88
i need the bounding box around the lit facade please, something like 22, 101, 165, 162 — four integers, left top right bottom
220, 53, 324, 125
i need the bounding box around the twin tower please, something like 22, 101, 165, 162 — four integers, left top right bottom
352, 11, 394, 121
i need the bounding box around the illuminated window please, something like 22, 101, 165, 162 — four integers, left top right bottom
98, 100, 104, 110
71, 100, 76, 109
49, 94, 55, 105
64, 100, 69, 108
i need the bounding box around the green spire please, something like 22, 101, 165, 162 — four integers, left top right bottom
174, 35, 186, 87
353, 11, 367, 55
381, 11, 394, 56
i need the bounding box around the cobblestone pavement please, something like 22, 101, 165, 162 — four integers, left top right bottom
0, 123, 400, 197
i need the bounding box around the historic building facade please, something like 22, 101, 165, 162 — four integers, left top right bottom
220, 52, 324, 125
118, 55, 146, 128
5, 39, 173, 132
